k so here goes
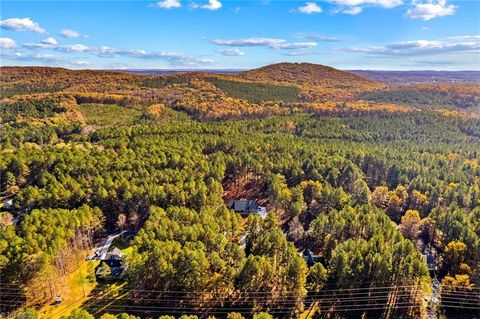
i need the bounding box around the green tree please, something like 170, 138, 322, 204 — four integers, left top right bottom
253, 313, 273, 319
443, 241, 467, 274
352, 179, 371, 205
306, 262, 328, 292
60, 309, 94, 319
15, 308, 38, 319
227, 313, 245, 319
400, 210, 421, 240
98, 261, 112, 279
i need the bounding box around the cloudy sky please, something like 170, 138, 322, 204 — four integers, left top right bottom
0, 0, 479, 70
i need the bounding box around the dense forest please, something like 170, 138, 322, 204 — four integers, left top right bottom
358, 84, 480, 110
0, 64, 479, 319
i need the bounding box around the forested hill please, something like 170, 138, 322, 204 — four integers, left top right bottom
2, 64, 479, 120
237, 62, 381, 88
1, 64, 480, 319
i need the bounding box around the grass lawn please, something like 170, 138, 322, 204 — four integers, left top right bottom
38, 260, 99, 319
35, 237, 134, 318
81, 282, 129, 317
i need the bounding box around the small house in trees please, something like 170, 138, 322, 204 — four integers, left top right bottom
1, 199, 13, 210
421, 254, 437, 271
95, 247, 127, 280
303, 249, 323, 267
228, 200, 267, 219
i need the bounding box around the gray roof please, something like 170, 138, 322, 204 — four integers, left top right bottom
105, 247, 123, 260
228, 200, 259, 212
2, 199, 13, 209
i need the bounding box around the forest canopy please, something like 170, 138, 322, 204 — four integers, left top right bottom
1, 64, 479, 319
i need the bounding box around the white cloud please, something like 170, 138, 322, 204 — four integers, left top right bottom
2, 40, 214, 67
340, 6, 363, 14
0, 50, 93, 67
213, 38, 285, 47
281, 50, 326, 56
344, 35, 480, 56
326, 0, 401, 15
24, 41, 90, 52
74, 60, 91, 66
0, 18, 45, 33
277, 42, 318, 49
212, 37, 318, 50
298, 2, 322, 14
406, 0, 457, 20
65, 44, 89, 52
1, 51, 63, 63
447, 35, 480, 41
60, 29, 81, 38
421, 27, 430, 31
0, 37, 17, 49
295, 34, 340, 42
41, 37, 58, 45
201, 0, 222, 10
90, 46, 141, 57
23, 43, 50, 50
216, 48, 245, 56
21, 53, 61, 62
156, 0, 181, 9
90, 46, 214, 66
325, 0, 403, 8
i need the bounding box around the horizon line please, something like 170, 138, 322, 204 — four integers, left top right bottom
1, 65, 480, 73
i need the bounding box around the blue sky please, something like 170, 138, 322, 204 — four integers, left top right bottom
0, 0, 479, 70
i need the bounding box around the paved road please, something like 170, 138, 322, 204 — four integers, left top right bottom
89, 230, 127, 260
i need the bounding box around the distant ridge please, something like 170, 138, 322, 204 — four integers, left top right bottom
113, 69, 245, 75
113, 66, 480, 84
237, 62, 380, 88
349, 70, 480, 84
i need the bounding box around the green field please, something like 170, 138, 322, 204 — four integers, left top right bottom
207, 78, 301, 103
78, 103, 142, 126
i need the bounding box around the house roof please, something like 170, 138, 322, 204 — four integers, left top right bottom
104, 247, 123, 260
228, 200, 259, 212
111, 247, 122, 256
2, 199, 13, 209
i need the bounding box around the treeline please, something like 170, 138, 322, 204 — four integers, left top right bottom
358, 84, 480, 109
0, 84, 67, 98
206, 78, 301, 103
0, 205, 102, 307
12, 308, 277, 319
0, 95, 73, 122
141, 76, 193, 89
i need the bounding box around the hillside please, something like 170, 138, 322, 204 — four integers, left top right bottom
0, 66, 141, 95
232, 62, 385, 102
2, 65, 478, 122
238, 62, 382, 89
0, 65, 410, 120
